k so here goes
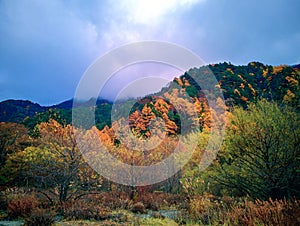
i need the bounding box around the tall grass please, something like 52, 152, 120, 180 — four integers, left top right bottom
188, 196, 300, 225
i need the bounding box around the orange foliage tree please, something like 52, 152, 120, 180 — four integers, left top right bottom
7, 120, 103, 203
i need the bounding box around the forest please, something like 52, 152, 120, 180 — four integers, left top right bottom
0, 62, 299, 225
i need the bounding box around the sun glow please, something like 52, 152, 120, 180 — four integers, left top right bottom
123, 0, 203, 25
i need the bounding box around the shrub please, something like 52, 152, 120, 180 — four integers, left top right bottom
75, 192, 132, 210
24, 208, 55, 226
62, 199, 109, 220
7, 194, 39, 219
226, 198, 300, 226
165, 193, 188, 208
135, 192, 187, 211
100, 191, 132, 210
131, 202, 146, 213
187, 196, 300, 225
136, 192, 161, 211
188, 196, 213, 224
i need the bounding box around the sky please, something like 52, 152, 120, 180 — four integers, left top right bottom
0, 0, 300, 105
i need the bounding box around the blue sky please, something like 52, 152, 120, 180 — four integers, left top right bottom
0, 0, 299, 105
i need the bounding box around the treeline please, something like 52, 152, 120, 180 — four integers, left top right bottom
1, 100, 299, 201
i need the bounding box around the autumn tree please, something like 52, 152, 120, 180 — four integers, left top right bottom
7, 120, 102, 203
0, 122, 29, 166
0, 122, 30, 187
128, 98, 178, 137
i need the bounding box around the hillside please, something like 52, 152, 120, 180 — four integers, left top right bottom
114, 61, 300, 137
165, 62, 300, 109
209, 62, 300, 108
0, 62, 299, 132
0, 100, 47, 123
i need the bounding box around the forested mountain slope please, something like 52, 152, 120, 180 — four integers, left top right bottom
1, 62, 299, 132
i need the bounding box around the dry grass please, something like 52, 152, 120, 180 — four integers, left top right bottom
4, 190, 300, 225
187, 195, 300, 226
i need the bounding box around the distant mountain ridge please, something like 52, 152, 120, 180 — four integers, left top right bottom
0, 98, 112, 124
52, 98, 112, 109
0, 99, 47, 123
292, 64, 300, 70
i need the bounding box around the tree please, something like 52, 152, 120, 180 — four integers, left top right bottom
0, 122, 30, 187
0, 122, 29, 166
7, 120, 102, 203
215, 100, 300, 199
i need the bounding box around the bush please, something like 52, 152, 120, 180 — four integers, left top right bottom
100, 191, 132, 210
188, 196, 215, 224
135, 192, 187, 211
226, 198, 300, 226
24, 208, 55, 226
73, 192, 132, 210
62, 199, 109, 220
131, 202, 146, 213
165, 193, 188, 208
7, 194, 39, 219
217, 100, 300, 199
136, 192, 161, 211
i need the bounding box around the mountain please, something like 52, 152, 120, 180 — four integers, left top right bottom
292, 64, 300, 70
1, 62, 299, 132
0, 98, 113, 127
52, 98, 112, 109
51, 99, 74, 109
0, 100, 47, 123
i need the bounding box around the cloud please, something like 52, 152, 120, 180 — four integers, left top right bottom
67, 0, 208, 102
118, 0, 204, 26
99, 0, 206, 49
0, 0, 300, 104
0, 0, 103, 104
100, 62, 183, 101
0, 0, 101, 58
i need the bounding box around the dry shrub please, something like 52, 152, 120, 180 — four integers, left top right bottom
131, 202, 146, 213
136, 192, 187, 211
77, 192, 132, 210
221, 195, 234, 207
61, 192, 132, 213
68, 192, 186, 213
100, 191, 132, 210
24, 208, 55, 226
165, 193, 188, 208
60, 192, 135, 221
226, 198, 300, 226
136, 192, 164, 210
187, 195, 300, 225
188, 195, 214, 224
226, 202, 253, 225
7, 193, 39, 219
62, 199, 109, 220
